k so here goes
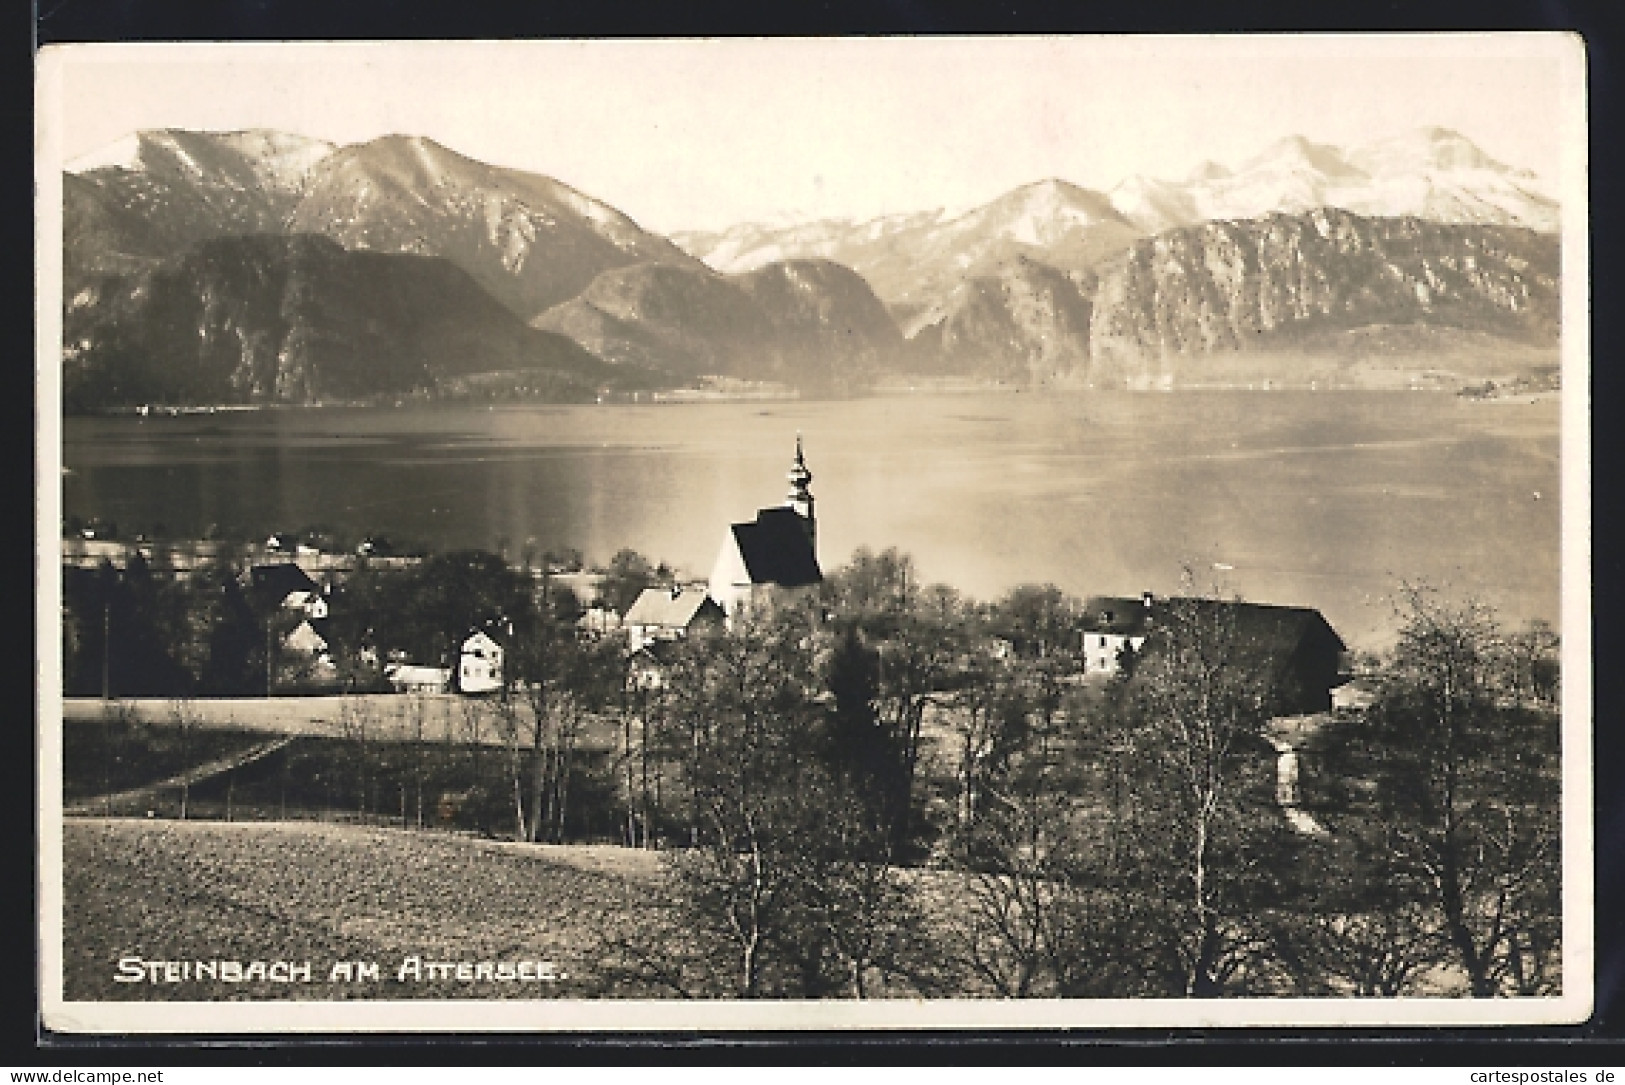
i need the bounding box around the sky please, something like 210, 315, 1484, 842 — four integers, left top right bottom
41, 35, 1581, 234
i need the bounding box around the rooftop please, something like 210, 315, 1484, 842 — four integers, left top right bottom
1079, 594, 1345, 654
625, 585, 720, 628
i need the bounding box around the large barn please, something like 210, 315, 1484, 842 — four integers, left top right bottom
1079, 593, 1348, 714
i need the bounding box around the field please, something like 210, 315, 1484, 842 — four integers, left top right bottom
61, 819, 668, 1001
60, 695, 611, 747
62, 716, 627, 841
60, 817, 1003, 1003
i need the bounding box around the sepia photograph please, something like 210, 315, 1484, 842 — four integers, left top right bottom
34, 34, 1590, 1032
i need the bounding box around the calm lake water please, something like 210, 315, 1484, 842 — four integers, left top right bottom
60, 391, 1561, 648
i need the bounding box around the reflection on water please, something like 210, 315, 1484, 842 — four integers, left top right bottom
61, 391, 1561, 647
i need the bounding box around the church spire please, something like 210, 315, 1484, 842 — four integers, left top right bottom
786, 433, 816, 551
788, 433, 813, 501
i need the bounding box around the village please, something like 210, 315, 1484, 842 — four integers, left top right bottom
61, 437, 1367, 706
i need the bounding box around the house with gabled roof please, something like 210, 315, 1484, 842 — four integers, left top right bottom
457, 627, 507, 695
1079, 592, 1348, 714
624, 584, 724, 651
708, 437, 823, 620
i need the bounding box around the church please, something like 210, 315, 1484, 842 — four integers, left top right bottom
707, 437, 824, 619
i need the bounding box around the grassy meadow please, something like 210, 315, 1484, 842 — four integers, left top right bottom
60, 818, 990, 1002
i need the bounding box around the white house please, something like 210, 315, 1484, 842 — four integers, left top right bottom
457, 629, 506, 695
708, 437, 823, 620
1078, 593, 1155, 677
385, 664, 450, 693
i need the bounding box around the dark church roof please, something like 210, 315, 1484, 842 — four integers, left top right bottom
730, 506, 822, 588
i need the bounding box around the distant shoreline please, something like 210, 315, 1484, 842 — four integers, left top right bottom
67, 382, 1568, 419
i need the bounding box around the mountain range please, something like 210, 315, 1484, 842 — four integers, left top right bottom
59, 125, 1561, 410
1106, 129, 1557, 236
674, 127, 1557, 306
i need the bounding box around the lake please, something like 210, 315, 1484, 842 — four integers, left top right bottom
60, 391, 1562, 648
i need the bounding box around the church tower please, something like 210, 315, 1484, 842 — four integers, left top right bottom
708, 434, 824, 620
786, 434, 816, 556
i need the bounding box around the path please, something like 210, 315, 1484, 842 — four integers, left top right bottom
65, 736, 296, 816
1264, 714, 1332, 837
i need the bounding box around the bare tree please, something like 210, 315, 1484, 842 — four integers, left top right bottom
1119, 591, 1286, 997
407, 692, 427, 828
1347, 588, 1562, 997
338, 695, 379, 821
166, 696, 196, 819
949, 656, 1028, 831
488, 691, 530, 841
636, 605, 936, 999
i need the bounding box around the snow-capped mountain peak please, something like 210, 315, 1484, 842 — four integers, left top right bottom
65, 133, 145, 174
1346, 125, 1501, 178
1130, 127, 1556, 233
1108, 174, 1197, 235
1240, 134, 1366, 180
67, 128, 337, 195
960, 178, 1131, 243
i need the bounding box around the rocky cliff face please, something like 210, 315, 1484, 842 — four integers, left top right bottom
61, 126, 1563, 405
678, 127, 1558, 334
1086, 208, 1559, 374
63, 235, 615, 412
907, 258, 1093, 383
903, 209, 1558, 385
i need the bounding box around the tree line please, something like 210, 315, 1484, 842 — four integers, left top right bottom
58, 543, 661, 698
590, 561, 1559, 1000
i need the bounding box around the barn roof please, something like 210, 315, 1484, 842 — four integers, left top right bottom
729, 506, 822, 588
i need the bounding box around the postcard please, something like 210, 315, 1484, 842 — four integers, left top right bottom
35, 34, 1591, 1032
